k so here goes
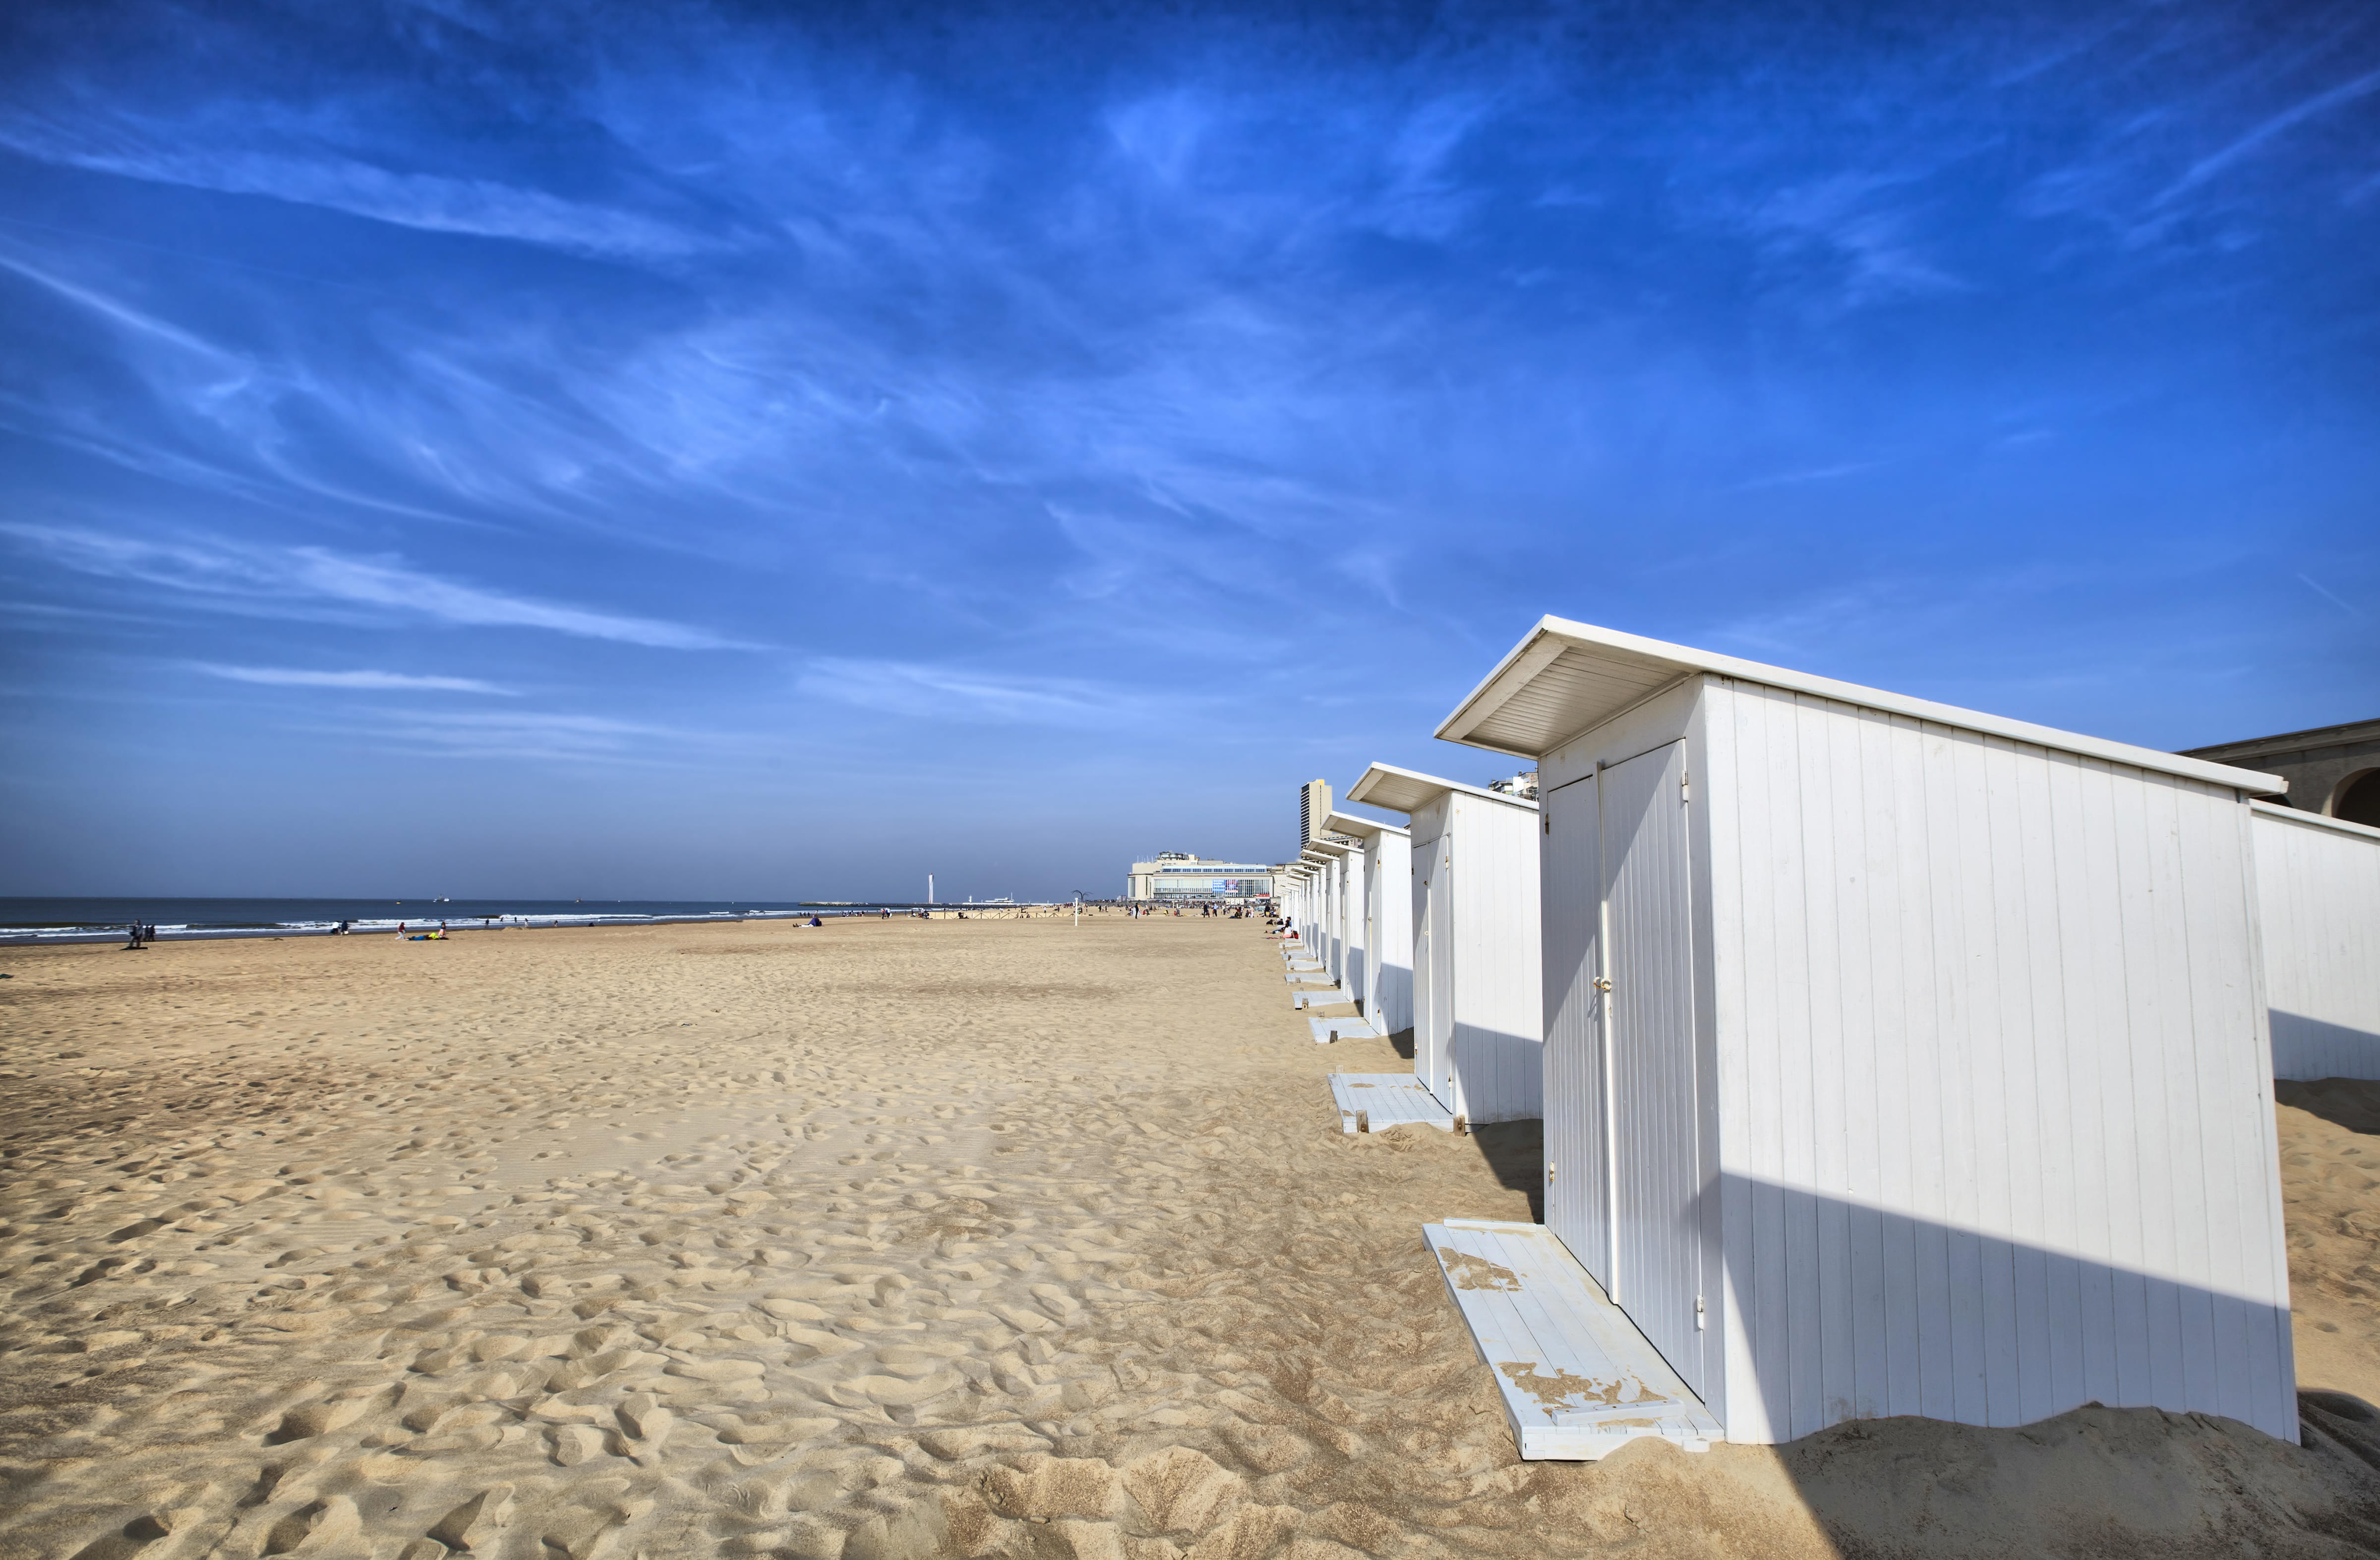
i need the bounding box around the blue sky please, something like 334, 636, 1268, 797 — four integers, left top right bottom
2, 0, 2375, 901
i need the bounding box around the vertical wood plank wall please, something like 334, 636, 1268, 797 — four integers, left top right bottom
1449, 792, 1545, 1124
2254, 806, 2380, 1081
1540, 771, 1608, 1287
1409, 803, 1452, 1105
1704, 678, 2295, 1444
1537, 680, 1707, 1349
1341, 847, 1370, 1012
1367, 830, 1415, 1035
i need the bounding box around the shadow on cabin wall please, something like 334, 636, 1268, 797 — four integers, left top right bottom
1716, 1172, 2300, 1444
1465, 1117, 1543, 1223
2271, 1013, 2380, 1091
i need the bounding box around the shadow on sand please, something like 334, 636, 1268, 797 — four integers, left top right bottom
1464, 1117, 1543, 1223
2277, 1077, 2380, 1136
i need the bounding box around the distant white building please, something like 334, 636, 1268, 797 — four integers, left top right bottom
1125, 852, 1278, 902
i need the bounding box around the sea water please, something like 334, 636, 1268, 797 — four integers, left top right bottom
0, 897, 938, 943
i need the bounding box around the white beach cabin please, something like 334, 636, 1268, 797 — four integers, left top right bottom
1430, 615, 2297, 1448
1282, 867, 1314, 951
1322, 810, 1413, 1036
1300, 845, 1341, 977
1342, 763, 1543, 1124
1307, 831, 1366, 996
2253, 803, 2380, 1081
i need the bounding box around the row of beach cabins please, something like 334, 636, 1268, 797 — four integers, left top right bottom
1267, 615, 2380, 1460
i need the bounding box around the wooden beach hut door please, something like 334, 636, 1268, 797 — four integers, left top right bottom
1541, 771, 1608, 1288
1417, 841, 1456, 1110
1602, 741, 1704, 1394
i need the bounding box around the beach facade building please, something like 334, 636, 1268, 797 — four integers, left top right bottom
1323, 810, 1413, 1035
1435, 615, 2298, 1445
1301, 779, 1334, 846
1343, 762, 1543, 1124
2251, 802, 2380, 1081
2182, 716, 2380, 826
1126, 853, 1277, 903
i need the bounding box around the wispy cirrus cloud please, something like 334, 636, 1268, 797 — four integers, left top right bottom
191, 663, 516, 694
1736, 173, 1966, 307
0, 115, 727, 262
1, 524, 751, 649
2158, 65, 2380, 206
342, 708, 690, 762
797, 658, 1160, 727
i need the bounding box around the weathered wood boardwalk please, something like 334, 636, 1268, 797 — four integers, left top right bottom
1423, 1218, 1720, 1460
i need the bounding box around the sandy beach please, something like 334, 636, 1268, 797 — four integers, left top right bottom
5, 916, 2380, 1559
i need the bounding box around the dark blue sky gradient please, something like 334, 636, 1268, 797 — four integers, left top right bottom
2, 1, 2375, 899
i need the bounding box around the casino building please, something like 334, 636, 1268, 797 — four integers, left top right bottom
1124, 852, 1279, 903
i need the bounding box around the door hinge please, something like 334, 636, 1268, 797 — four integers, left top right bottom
1680, 770, 1691, 802
1695, 1294, 1706, 1329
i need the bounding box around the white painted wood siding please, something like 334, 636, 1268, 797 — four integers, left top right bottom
1323, 859, 1341, 982
2254, 804, 2380, 1081
1413, 812, 1456, 1110
1365, 830, 1415, 1035
1603, 740, 1706, 1393
1704, 678, 2294, 1444
1448, 791, 1545, 1125
1341, 848, 1371, 1014
1542, 770, 1609, 1288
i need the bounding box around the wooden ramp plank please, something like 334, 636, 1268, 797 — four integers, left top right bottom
1294, 988, 1355, 1009
1423, 1220, 1720, 1460
1308, 1015, 1380, 1044
1328, 1073, 1457, 1134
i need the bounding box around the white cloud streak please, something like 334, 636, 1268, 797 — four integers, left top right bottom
191, 663, 517, 694
797, 658, 1159, 727
0, 121, 720, 262
2161, 65, 2380, 203
347, 709, 690, 762
1, 524, 751, 649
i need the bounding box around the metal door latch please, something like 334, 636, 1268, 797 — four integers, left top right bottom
1593, 976, 1613, 992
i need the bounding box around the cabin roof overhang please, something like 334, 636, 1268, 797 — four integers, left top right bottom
1434, 615, 2287, 796
2251, 800, 2380, 842
1322, 809, 1410, 841
1344, 761, 1541, 817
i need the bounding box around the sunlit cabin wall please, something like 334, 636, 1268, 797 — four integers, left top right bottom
1534, 673, 2294, 1446
1407, 787, 1543, 1124
2253, 803, 2380, 1081
1338, 847, 1370, 1013
1362, 828, 1414, 1035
